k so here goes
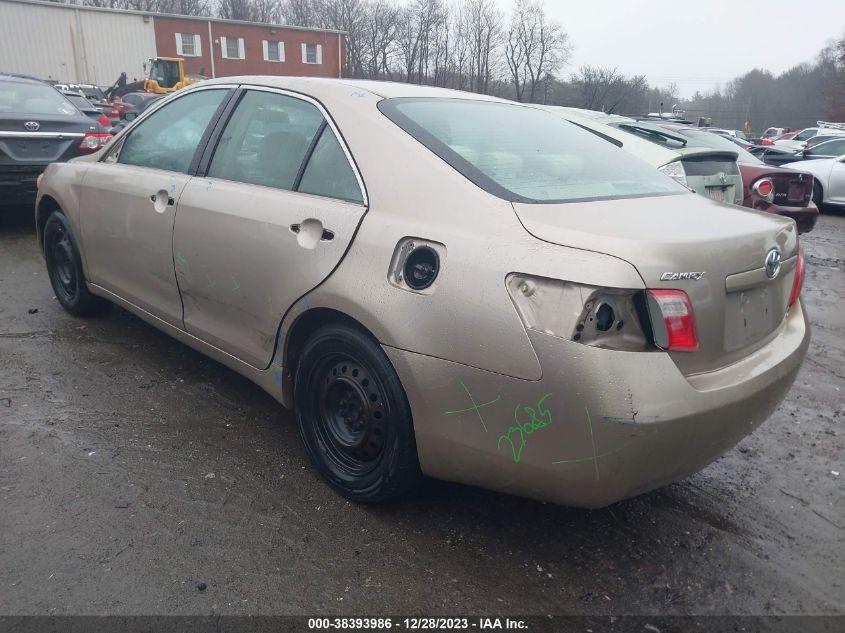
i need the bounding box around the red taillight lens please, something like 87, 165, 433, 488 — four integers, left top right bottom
760, 138, 774, 145
789, 249, 805, 308
98, 114, 111, 128
647, 289, 699, 352
753, 178, 775, 201
78, 132, 112, 152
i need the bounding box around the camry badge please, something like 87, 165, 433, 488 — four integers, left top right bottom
660, 271, 706, 281
24, 121, 40, 131
765, 249, 781, 280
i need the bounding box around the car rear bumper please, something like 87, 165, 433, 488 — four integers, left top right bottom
385, 300, 809, 508
745, 197, 818, 233
0, 164, 45, 207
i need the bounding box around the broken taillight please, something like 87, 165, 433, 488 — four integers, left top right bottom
646, 289, 699, 352
789, 249, 805, 308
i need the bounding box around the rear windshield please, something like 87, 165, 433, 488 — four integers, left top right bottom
379, 98, 685, 203
0, 81, 79, 116
676, 128, 762, 165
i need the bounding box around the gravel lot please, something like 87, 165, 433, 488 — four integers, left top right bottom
0, 207, 843, 616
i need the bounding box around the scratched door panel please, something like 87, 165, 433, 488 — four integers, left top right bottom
79, 162, 190, 327
172, 179, 366, 369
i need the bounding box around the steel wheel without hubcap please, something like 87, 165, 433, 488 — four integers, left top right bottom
294, 323, 422, 502
46, 222, 78, 305
316, 358, 387, 476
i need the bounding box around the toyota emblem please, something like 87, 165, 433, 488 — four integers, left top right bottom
24, 121, 40, 131
718, 172, 727, 185
764, 248, 781, 280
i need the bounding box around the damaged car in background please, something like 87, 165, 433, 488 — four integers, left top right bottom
35, 78, 808, 508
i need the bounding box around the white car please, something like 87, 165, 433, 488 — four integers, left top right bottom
784, 154, 845, 208
542, 107, 743, 205
775, 122, 845, 152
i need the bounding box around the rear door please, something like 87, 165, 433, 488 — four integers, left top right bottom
172, 87, 367, 369
79, 87, 232, 327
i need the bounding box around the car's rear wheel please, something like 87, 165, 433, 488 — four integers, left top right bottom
43, 211, 107, 316
294, 323, 421, 502
812, 181, 824, 209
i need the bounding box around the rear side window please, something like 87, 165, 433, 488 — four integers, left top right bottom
118, 88, 227, 173
298, 127, 362, 203
207, 90, 323, 191
380, 98, 684, 203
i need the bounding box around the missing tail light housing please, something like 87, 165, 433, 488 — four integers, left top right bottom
752, 178, 775, 201
78, 132, 112, 152
789, 249, 805, 308
646, 289, 699, 352
506, 275, 655, 352
658, 160, 688, 188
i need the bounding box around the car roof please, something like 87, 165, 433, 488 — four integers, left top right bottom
0, 72, 48, 85
197, 76, 510, 103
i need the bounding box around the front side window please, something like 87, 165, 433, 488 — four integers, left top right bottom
794, 128, 817, 142
207, 90, 323, 190
380, 98, 686, 203
117, 89, 227, 173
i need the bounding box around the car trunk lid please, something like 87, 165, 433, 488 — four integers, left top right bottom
0, 114, 93, 165
678, 150, 743, 205
512, 193, 799, 376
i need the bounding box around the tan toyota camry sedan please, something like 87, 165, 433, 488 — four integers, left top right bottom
35, 77, 809, 508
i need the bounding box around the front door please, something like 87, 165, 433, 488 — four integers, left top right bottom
172, 88, 368, 368
828, 158, 845, 204
79, 88, 231, 326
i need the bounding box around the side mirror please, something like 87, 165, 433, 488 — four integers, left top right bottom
124, 111, 137, 122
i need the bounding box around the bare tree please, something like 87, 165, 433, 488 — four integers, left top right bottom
360, 0, 399, 79
505, 0, 569, 102
217, 0, 253, 20
570, 66, 647, 113
279, 0, 323, 26
463, 0, 502, 94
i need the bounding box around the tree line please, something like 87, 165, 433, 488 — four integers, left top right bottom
67, 0, 845, 130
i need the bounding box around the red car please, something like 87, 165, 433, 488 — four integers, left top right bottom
656, 124, 818, 233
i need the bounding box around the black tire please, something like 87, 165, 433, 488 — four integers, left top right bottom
813, 181, 823, 209
294, 323, 422, 502
43, 211, 108, 316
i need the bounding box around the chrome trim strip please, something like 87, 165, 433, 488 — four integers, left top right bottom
0, 131, 86, 139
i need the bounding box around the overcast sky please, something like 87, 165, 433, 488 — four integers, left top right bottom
494, 0, 845, 98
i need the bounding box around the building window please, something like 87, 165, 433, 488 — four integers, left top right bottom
220, 36, 245, 60
175, 33, 201, 57
263, 40, 285, 62
301, 43, 322, 65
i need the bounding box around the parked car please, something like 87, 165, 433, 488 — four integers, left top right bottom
0, 74, 111, 208
107, 94, 162, 134
774, 122, 845, 152
76, 84, 108, 103
706, 128, 748, 140
36, 78, 808, 508
543, 107, 743, 205
58, 89, 112, 129
646, 122, 817, 233
761, 136, 845, 167
784, 155, 845, 209
107, 91, 160, 121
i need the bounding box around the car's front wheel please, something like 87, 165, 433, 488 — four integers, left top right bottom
43, 211, 107, 316
294, 323, 422, 502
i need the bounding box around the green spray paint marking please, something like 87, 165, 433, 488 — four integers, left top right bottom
497, 394, 552, 463
443, 381, 500, 433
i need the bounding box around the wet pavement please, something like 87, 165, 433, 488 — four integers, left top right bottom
1, 207, 843, 616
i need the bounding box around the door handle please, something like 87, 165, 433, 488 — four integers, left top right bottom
150, 193, 175, 206
290, 223, 334, 241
